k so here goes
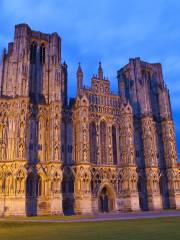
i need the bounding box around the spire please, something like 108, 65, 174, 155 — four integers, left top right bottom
77, 62, 83, 76
63, 61, 68, 69
76, 62, 83, 95
61, 61, 68, 106
98, 61, 103, 79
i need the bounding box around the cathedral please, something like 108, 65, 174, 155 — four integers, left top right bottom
0, 23, 179, 216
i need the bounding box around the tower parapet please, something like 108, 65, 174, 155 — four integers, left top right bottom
0, 23, 65, 104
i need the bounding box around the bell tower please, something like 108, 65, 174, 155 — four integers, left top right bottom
0, 24, 66, 216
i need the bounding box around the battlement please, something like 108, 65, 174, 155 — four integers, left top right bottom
14, 23, 61, 41
0, 23, 63, 103
117, 57, 162, 78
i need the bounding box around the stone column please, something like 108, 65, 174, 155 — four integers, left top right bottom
74, 165, 92, 214
73, 95, 92, 214
118, 103, 140, 211
49, 165, 63, 215
162, 119, 180, 209
46, 102, 63, 215
141, 116, 162, 210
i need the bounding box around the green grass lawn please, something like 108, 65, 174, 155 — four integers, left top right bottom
0, 217, 180, 240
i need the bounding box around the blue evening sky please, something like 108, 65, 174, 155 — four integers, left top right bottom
0, 0, 180, 158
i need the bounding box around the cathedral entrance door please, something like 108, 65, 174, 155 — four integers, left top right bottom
99, 187, 109, 212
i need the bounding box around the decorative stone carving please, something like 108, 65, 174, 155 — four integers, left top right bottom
0, 24, 179, 216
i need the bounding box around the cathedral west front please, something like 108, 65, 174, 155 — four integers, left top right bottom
0, 24, 180, 216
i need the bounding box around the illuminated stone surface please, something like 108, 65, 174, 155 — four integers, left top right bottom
0, 24, 179, 216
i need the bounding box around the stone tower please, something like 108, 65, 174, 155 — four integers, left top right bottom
117, 58, 180, 210
0, 24, 66, 216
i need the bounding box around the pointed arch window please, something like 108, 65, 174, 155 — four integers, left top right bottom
37, 175, 42, 196
40, 43, 46, 64
112, 126, 117, 165
100, 121, 107, 164
30, 41, 37, 64
89, 122, 97, 164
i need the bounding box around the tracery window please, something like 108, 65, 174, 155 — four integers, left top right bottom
112, 126, 117, 165
30, 41, 37, 64
89, 122, 97, 164
37, 175, 42, 196
100, 121, 107, 164
40, 43, 46, 64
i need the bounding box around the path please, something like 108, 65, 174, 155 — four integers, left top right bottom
1, 210, 180, 223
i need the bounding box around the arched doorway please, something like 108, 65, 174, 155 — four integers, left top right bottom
26, 173, 36, 197
159, 176, 170, 209
62, 175, 75, 215
26, 173, 37, 216
98, 186, 114, 213
137, 176, 148, 211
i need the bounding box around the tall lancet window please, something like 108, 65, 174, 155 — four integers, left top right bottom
30, 41, 37, 63
100, 121, 107, 164
112, 126, 117, 165
37, 175, 42, 196
40, 43, 46, 64
89, 122, 97, 164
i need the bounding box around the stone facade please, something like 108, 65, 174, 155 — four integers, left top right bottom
0, 24, 179, 216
